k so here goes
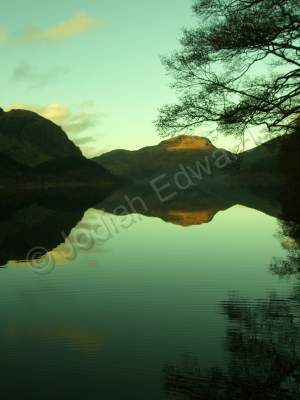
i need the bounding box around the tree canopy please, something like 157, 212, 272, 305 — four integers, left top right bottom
156, 0, 300, 142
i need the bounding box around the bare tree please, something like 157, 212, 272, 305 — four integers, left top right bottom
156, 0, 300, 142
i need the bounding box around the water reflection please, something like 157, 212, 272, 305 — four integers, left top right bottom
5, 324, 104, 354
271, 220, 300, 279
1, 176, 300, 276
1, 182, 300, 268
164, 292, 300, 399
0, 184, 299, 398
163, 216, 300, 399
98, 185, 283, 227
0, 188, 112, 267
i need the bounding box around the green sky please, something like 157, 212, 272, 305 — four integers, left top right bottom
1, 0, 256, 157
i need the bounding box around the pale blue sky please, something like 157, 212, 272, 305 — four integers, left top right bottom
1, 0, 249, 157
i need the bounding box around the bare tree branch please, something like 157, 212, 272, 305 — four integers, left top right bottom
156, 0, 300, 140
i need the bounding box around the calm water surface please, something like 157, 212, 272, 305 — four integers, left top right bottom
1, 205, 299, 398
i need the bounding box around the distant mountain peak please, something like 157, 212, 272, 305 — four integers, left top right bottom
0, 108, 82, 167
0, 108, 120, 189
93, 134, 232, 181
159, 135, 215, 151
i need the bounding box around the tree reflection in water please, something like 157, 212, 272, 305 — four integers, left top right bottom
165, 293, 300, 399
271, 221, 300, 279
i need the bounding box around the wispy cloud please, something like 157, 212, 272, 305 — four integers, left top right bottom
5, 102, 102, 157
0, 14, 102, 45
75, 136, 96, 146
11, 63, 68, 87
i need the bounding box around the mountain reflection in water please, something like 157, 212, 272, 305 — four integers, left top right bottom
1, 182, 300, 267
0, 183, 300, 399
163, 214, 300, 399
0, 188, 111, 267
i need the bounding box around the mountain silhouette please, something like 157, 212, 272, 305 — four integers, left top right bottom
93, 135, 236, 182
0, 109, 82, 166
97, 129, 300, 227
94, 132, 300, 192
0, 109, 120, 189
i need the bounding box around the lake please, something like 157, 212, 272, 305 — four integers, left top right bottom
1, 200, 299, 399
